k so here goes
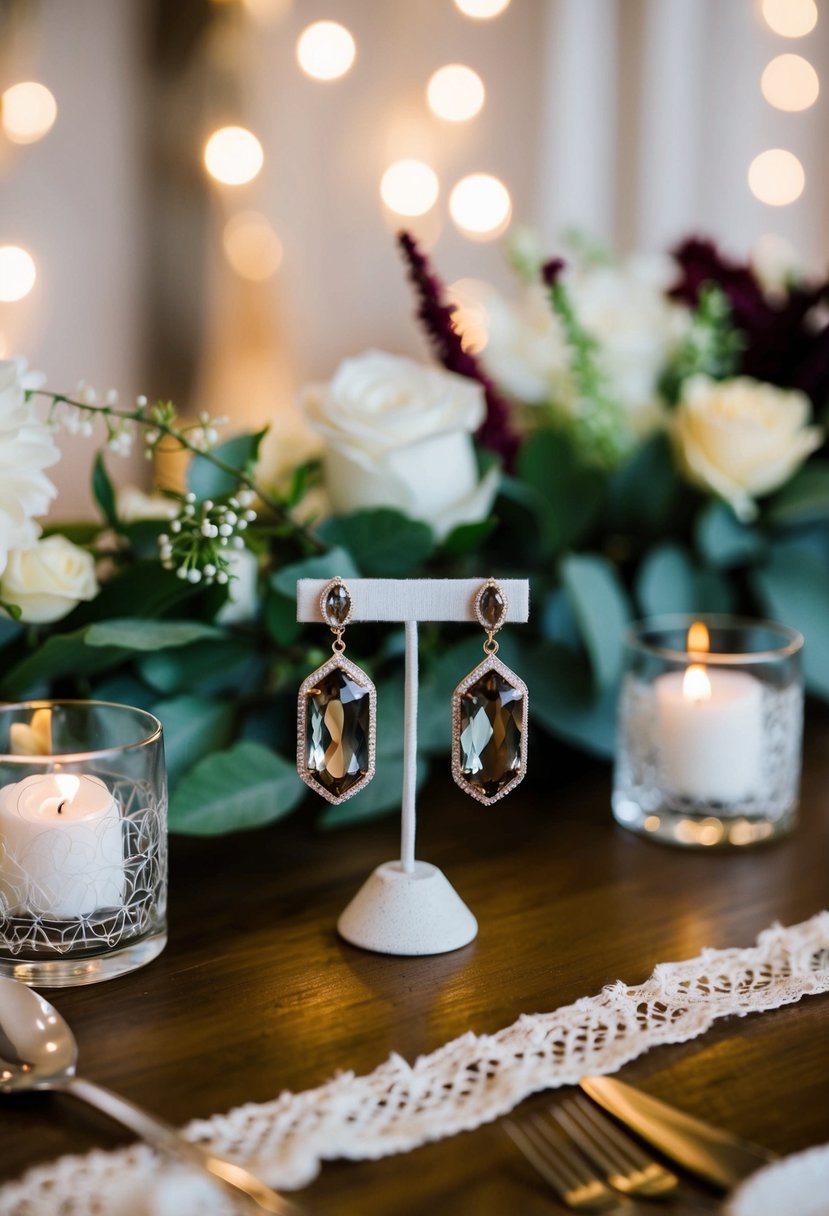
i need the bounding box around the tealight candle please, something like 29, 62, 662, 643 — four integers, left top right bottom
654, 622, 763, 803
0, 773, 125, 918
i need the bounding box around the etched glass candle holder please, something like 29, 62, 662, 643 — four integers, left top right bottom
0, 700, 167, 985
613, 616, 803, 848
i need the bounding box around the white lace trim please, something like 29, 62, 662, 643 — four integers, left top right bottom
2, 912, 828, 1215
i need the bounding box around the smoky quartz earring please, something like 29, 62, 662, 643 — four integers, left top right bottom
297, 578, 376, 804
452, 578, 528, 804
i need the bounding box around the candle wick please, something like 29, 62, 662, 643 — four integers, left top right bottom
57, 800, 66, 815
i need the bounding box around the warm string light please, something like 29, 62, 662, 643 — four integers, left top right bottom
380, 160, 439, 217
761, 0, 818, 38
427, 64, 485, 122
223, 211, 283, 280
0, 245, 37, 302
453, 0, 511, 19
296, 20, 356, 81
1, 81, 57, 144
203, 126, 263, 185
761, 53, 819, 111
748, 148, 805, 206
449, 173, 511, 240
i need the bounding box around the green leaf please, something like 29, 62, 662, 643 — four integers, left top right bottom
169, 741, 303, 835
152, 695, 236, 787
138, 637, 265, 696
516, 429, 605, 554
0, 601, 22, 622
439, 518, 497, 556
67, 561, 196, 626
320, 753, 429, 828
750, 545, 829, 698
695, 501, 765, 569
85, 619, 222, 651
317, 509, 435, 575
0, 629, 128, 699
92, 452, 118, 528
560, 553, 630, 687
271, 547, 359, 598
607, 433, 684, 537
636, 543, 735, 616
263, 591, 302, 645
527, 642, 617, 759
767, 463, 829, 528
187, 431, 267, 500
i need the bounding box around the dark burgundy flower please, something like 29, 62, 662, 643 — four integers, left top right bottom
541, 257, 566, 288
397, 231, 519, 466
671, 235, 829, 410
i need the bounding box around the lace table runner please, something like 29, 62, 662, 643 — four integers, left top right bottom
2, 912, 828, 1215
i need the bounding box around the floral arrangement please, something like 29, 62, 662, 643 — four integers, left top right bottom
1, 231, 827, 835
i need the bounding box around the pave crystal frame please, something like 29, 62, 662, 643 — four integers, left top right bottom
451, 652, 529, 805
297, 654, 377, 805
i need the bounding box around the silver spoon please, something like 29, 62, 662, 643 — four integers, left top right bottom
0, 976, 299, 1214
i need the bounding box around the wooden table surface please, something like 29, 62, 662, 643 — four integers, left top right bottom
2, 711, 829, 1214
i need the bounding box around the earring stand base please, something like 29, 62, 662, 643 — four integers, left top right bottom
337, 861, 478, 956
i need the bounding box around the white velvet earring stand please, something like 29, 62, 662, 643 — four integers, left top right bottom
297, 578, 530, 956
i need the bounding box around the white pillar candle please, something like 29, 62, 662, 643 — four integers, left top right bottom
655, 666, 764, 803
0, 773, 125, 918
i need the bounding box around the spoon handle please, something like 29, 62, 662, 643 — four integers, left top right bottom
65, 1075, 300, 1214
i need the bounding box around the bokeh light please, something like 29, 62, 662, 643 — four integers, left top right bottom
203, 126, 264, 186
449, 173, 512, 239
0, 246, 37, 302
761, 0, 817, 37
453, 0, 511, 19
223, 211, 283, 280
748, 149, 805, 206
380, 160, 439, 217
761, 54, 819, 111
427, 65, 485, 122
1, 82, 57, 145
296, 21, 356, 81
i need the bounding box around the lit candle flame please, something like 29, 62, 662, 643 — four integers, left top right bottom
54, 774, 81, 802
687, 621, 710, 655
683, 663, 712, 703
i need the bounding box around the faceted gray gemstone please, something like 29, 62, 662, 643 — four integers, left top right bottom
323, 582, 351, 626
458, 669, 524, 799
305, 667, 370, 798
479, 584, 506, 630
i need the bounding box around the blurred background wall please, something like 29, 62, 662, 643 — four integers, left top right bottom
0, 0, 826, 513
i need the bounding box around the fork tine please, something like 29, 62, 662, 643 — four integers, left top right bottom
569, 1096, 660, 1169
553, 1104, 627, 1176
504, 1119, 573, 1194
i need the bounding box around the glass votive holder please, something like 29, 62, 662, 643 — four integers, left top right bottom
0, 700, 167, 986
613, 615, 804, 849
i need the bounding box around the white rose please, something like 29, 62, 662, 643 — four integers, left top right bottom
571, 254, 686, 436
482, 285, 572, 406
1, 535, 100, 623
0, 359, 60, 575
299, 350, 498, 540
672, 375, 823, 521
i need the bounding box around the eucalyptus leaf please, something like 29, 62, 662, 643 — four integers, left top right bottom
560, 553, 630, 687
637, 543, 735, 616
527, 642, 617, 759
516, 429, 605, 554
0, 629, 128, 700
85, 619, 222, 651
439, 518, 498, 556
271, 547, 359, 597
152, 695, 236, 787
695, 501, 764, 569
138, 637, 265, 696
318, 509, 434, 575
169, 741, 303, 835
750, 545, 829, 698
607, 432, 683, 536
187, 431, 267, 500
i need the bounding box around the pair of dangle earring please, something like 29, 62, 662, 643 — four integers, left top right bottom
451, 579, 528, 804
297, 578, 377, 804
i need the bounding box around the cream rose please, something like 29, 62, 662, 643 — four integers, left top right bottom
299, 350, 498, 540
1, 535, 99, 623
672, 375, 823, 521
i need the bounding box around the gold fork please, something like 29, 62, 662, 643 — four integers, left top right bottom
552, 1096, 679, 1199
504, 1114, 627, 1212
